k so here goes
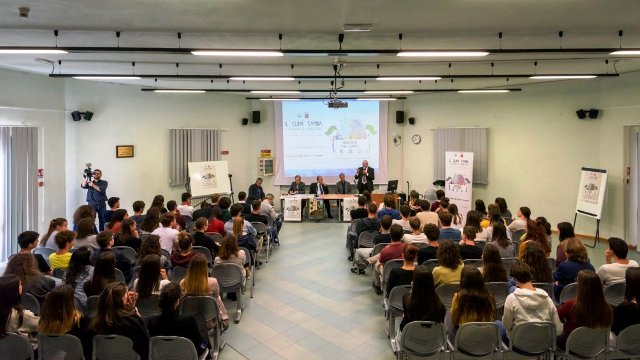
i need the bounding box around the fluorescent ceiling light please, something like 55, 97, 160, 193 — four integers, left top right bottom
377, 76, 442, 81
529, 75, 597, 79
191, 50, 283, 57
458, 90, 510, 93
230, 77, 295, 81
153, 90, 206, 93
610, 50, 640, 55
364, 90, 414, 94
251, 90, 301, 94
343, 24, 372, 32
259, 98, 300, 101
397, 51, 489, 57
0, 49, 68, 54
73, 76, 141, 80
357, 98, 398, 101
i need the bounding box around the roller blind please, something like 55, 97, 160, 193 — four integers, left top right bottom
170, 129, 221, 186
433, 128, 488, 184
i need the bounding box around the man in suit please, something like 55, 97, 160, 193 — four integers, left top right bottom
335, 172, 352, 194
355, 160, 375, 194
247, 177, 265, 203
309, 175, 332, 218
288, 175, 305, 194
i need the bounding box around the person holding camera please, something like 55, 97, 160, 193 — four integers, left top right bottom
81, 168, 108, 231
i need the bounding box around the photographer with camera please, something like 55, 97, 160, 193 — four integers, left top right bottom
80, 164, 108, 231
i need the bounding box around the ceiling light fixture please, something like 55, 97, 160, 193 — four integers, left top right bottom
364, 90, 414, 94
457, 90, 511, 93
153, 89, 206, 93
259, 98, 300, 101
0, 49, 68, 54
229, 77, 295, 81
397, 51, 489, 57
357, 98, 398, 101
529, 75, 597, 79
191, 50, 283, 57
73, 76, 141, 80
377, 76, 442, 81
343, 24, 373, 32
251, 90, 301, 94
610, 50, 640, 55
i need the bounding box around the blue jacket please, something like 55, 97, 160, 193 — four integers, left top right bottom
82, 180, 108, 206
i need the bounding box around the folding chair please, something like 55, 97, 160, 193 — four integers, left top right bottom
86, 295, 100, 317
546, 257, 556, 272
555, 327, 609, 360
463, 259, 483, 269
129, 266, 141, 289
211, 263, 246, 324
604, 281, 626, 307
239, 247, 255, 298
22, 292, 40, 316
250, 222, 271, 264
381, 259, 404, 299
171, 266, 188, 284
180, 295, 223, 360
501, 257, 517, 275
533, 282, 554, 300
485, 282, 508, 319
160, 249, 172, 264
396, 321, 447, 360
448, 322, 501, 360
510, 230, 525, 251
474, 241, 486, 251
608, 323, 640, 359
114, 268, 126, 284
435, 283, 460, 312
37, 333, 84, 360
113, 246, 137, 264
204, 232, 224, 244
136, 295, 161, 320
149, 336, 203, 360
51, 268, 66, 280
422, 259, 439, 273
192, 246, 214, 268
503, 321, 556, 360
92, 334, 140, 360
370, 243, 388, 258
33, 247, 55, 266
0, 333, 34, 360
358, 230, 377, 249
385, 285, 411, 351
559, 282, 578, 304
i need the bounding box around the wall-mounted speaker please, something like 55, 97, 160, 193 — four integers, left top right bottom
408, 117, 415, 125
242, 118, 249, 126
588, 109, 599, 119
396, 111, 405, 124
252, 111, 261, 124
71, 111, 82, 122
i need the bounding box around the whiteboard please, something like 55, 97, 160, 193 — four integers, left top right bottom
575, 167, 607, 219
187, 161, 231, 197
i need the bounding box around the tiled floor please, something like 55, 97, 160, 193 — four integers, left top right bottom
218, 221, 640, 360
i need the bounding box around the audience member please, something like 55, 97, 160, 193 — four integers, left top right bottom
134, 254, 170, 297
215, 235, 247, 277
152, 213, 179, 253
377, 194, 401, 220
372, 224, 404, 294
385, 243, 418, 297
180, 254, 229, 325
436, 197, 450, 213
260, 194, 283, 237
171, 231, 197, 268
449, 266, 496, 338
104, 196, 120, 223
518, 220, 551, 257
458, 226, 482, 260
398, 266, 445, 333
90, 230, 133, 283
402, 217, 428, 243
167, 200, 186, 229
106, 208, 128, 234
350, 203, 383, 268
130, 200, 146, 226
4, 253, 55, 304
17, 231, 51, 274
507, 206, 530, 233
231, 217, 258, 252
177, 192, 194, 218
495, 197, 512, 223
417, 224, 440, 265
373, 215, 393, 245
612, 267, 640, 336
430, 190, 445, 212
246, 199, 279, 243
218, 196, 232, 222
150, 194, 167, 213
432, 240, 464, 286
72, 205, 96, 232
555, 222, 575, 266
437, 212, 461, 242
137, 235, 168, 268
416, 199, 440, 230
520, 242, 553, 283
75, 217, 99, 249
478, 243, 508, 282
49, 230, 76, 271
553, 238, 595, 301
408, 190, 421, 215
464, 210, 487, 241
475, 199, 488, 222
350, 195, 369, 220
115, 219, 142, 252
83, 251, 117, 297
139, 207, 161, 235
39, 218, 68, 250
392, 205, 412, 232
597, 237, 638, 286
236, 191, 251, 214
205, 207, 226, 236
487, 222, 515, 258
63, 247, 93, 306
448, 203, 463, 229
0, 274, 39, 348
226, 203, 258, 237
192, 217, 219, 255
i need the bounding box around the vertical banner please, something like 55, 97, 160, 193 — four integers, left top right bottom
445, 152, 474, 224
342, 196, 359, 222
283, 196, 302, 222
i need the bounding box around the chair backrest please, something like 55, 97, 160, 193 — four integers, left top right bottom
51, 268, 66, 280
211, 263, 244, 292
251, 222, 268, 235
191, 246, 213, 265
37, 334, 84, 360
114, 268, 126, 283
388, 284, 411, 310
399, 321, 447, 358
171, 266, 188, 283
435, 283, 460, 311
92, 334, 139, 360
357, 230, 377, 248
113, 246, 137, 264
21, 292, 40, 316
615, 323, 640, 356
349, 220, 359, 233
546, 257, 556, 272
533, 282, 554, 299
473, 241, 485, 250
238, 247, 253, 267
422, 259, 439, 273
370, 243, 387, 257
381, 259, 404, 286
149, 336, 198, 360
564, 327, 609, 359
0, 333, 34, 360
180, 295, 221, 342
604, 281, 626, 307
509, 321, 556, 354
33, 247, 55, 266
453, 322, 501, 357
559, 282, 578, 304
160, 249, 171, 262
501, 257, 517, 275
204, 232, 223, 244
462, 259, 482, 268
485, 282, 509, 312
86, 295, 100, 318
136, 295, 161, 319
129, 266, 141, 288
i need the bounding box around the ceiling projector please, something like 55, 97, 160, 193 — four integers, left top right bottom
328, 99, 348, 109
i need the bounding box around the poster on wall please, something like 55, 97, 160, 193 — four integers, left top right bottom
342, 196, 359, 222
575, 167, 608, 219
445, 151, 474, 224
187, 161, 231, 197
283, 196, 302, 222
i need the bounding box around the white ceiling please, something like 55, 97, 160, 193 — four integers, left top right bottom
1, 0, 640, 95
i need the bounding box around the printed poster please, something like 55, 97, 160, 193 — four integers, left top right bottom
445, 152, 474, 224
342, 196, 359, 222
283, 196, 302, 222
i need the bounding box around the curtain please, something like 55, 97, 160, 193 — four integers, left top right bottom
433, 128, 488, 184
0, 127, 38, 261
170, 129, 220, 186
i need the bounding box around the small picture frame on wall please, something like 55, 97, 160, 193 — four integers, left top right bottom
116, 145, 134, 158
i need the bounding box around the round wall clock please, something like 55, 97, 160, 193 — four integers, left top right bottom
411, 134, 422, 144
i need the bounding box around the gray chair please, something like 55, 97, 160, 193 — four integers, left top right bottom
556, 327, 609, 360
511, 230, 525, 251
92, 334, 140, 360
239, 247, 255, 299
114, 268, 126, 284
397, 321, 447, 360
171, 266, 188, 284
385, 285, 411, 351
180, 295, 223, 360
370, 243, 388, 257
113, 246, 137, 264
559, 282, 578, 304
204, 232, 224, 245
604, 281, 626, 307
448, 322, 501, 360
22, 292, 40, 316
250, 222, 271, 264
435, 283, 460, 312
463, 259, 483, 269
546, 257, 556, 272
0, 332, 34, 360
51, 268, 66, 280
160, 249, 171, 263
33, 247, 55, 266
37, 333, 84, 360
149, 336, 201, 360
192, 246, 213, 267
357, 230, 377, 249
136, 295, 161, 319
474, 241, 486, 250
86, 295, 100, 318
533, 282, 554, 300
501, 257, 517, 275
129, 266, 141, 289
608, 323, 640, 359
503, 321, 556, 359
381, 259, 404, 298
211, 263, 246, 324
486, 282, 509, 319
422, 259, 439, 273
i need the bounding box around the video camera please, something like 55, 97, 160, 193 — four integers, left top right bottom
83, 163, 93, 182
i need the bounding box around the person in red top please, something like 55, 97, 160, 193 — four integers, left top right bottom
556, 269, 612, 350
205, 207, 226, 236
373, 224, 404, 294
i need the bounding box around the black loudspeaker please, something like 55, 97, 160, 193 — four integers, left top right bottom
588, 109, 599, 119
242, 118, 249, 126
576, 109, 587, 119
408, 117, 415, 125
84, 111, 93, 121
396, 111, 405, 124
252, 111, 261, 124
71, 111, 82, 122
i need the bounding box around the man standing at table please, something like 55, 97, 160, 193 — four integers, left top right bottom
355, 160, 374, 194
335, 173, 352, 194
309, 176, 332, 219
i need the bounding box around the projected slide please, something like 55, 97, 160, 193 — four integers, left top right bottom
282, 100, 380, 178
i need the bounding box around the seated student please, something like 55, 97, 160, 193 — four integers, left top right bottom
373, 215, 393, 245
150, 194, 168, 214
133, 254, 170, 297
518, 220, 551, 258
518, 241, 553, 285
245, 200, 279, 243
38, 284, 92, 359
495, 197, 513, 223
104, 196, 120, 224
180, 254, 229, 325
408, 190, 422, 216
398, 266, 446, 333
106, 209, 128, 234
458, 226, 483, 260
171, 231, 197, 268
507, 206, 531, 233
416, 199, 440, 230
63, 247, 94, 306
39, 218, 68, 250
74, 217, 99, 250
218, 196, 233, 222
417, 224, 441, 265
152, 213, 180, 253
555, 222, 575, 267
192, 217, 220, 256
205, 207, 227, 236
448, 204, 464, 229
215, 234, 248, 277
0, 275, 39, 349
352, 214, 392, 273
350, 195, 369, 220
236, 191, 252, 215
224, 204, 257, 238
597, 237, 639, 286
465, 210, 489, 242
167, 200, 186, 230
487, 222, 515, 258
553, 238, 595, 301
231, 217, 258, 253
372, 224, 404, 294
385, 243, 418, 297
436, 197, 450, 213
477, 200, 490, 228
432, 240, 464, 287
90, 230, 133, 283
556, 270, 612, 349
392, 205, 412, 232
430, 190, 445, 212
49, 230, 76, 271
438, 212, 461, 242
129, 200, 146, 226
84, 251, 117, 297
139, 207, 161, 235
449, 266, 496, 338
16, 231, 51, 274
403, 217, 428, 243
499, 261, 562, 346
260, 194, 283, 237
478, 243, 508, 283
115, 219, 142, 252
90, 282, 149, 359
147, 283, 208, 356
137, 235, 169, 269
72, 205, 96, 233
177, 192, 195, 218
377, 194, 401, 220
612, 267, 640, 336
4, 253, 55, 305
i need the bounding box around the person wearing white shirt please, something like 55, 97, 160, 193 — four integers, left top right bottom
597, 237, 639, 286
152, 213, 179, 253
507, 206, 530, 233
402, 217, 428, 243
260, 194, 284, 237
177, 192, 194, 218
392, 205, 412, 232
